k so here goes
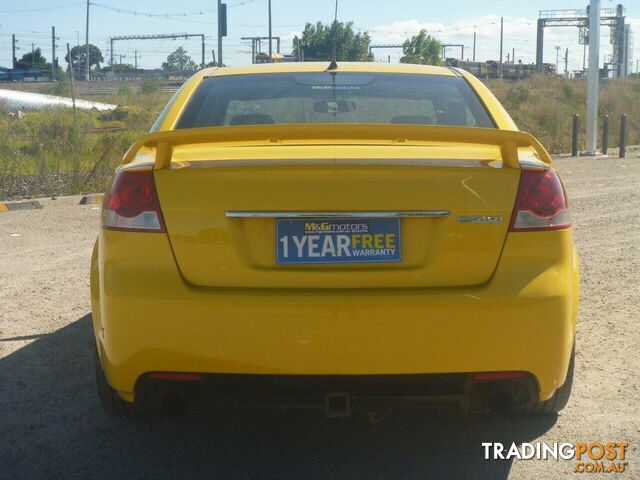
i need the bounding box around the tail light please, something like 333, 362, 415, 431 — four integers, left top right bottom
102, 168, 166, 232
509, 169, 571, 231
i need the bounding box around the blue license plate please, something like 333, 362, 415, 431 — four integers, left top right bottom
276, 218, 401, 264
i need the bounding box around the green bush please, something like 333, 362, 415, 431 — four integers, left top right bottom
117, 84, 134, 104
141, 77, 162, 94
504, 85, 529, 110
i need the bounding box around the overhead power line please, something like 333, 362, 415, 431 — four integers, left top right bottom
89, 3, 218, 25
90, 3, 217, 18
90, 0, 257, 19
0, 3, 83, 13
227, 0, 258, 6
364, 20, 501, 36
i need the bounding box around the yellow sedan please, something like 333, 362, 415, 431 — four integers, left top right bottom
91, 62, 578, 417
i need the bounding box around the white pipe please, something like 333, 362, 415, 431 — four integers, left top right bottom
0, 89, 116, 112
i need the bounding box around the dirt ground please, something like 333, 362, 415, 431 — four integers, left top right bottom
1, 155, 638, 479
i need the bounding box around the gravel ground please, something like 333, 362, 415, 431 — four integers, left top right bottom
1, 155, 638, 479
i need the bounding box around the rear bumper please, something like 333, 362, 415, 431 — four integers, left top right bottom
91, 229, 579, 403
136, 372, 539, 414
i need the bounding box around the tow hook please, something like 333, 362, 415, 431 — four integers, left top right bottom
324, 392, 352, 418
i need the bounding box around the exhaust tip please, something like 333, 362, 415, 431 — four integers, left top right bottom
487, 391, 514, 414
161, 392, 188, 415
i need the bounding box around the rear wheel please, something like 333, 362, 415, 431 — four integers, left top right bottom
519, 347, 574, 414
95, 347, 142, 417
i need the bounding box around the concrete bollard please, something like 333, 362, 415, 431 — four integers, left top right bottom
571, 114, 579, 157
619, 114, 627, 159
602, 115, 609, 155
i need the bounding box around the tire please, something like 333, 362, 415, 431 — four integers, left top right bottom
95, 347, 143, 418
519, 347, 575, 414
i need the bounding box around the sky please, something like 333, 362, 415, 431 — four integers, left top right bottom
1, 0, 639, 73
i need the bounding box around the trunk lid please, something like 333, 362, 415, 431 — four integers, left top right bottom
153, 142, 521, 289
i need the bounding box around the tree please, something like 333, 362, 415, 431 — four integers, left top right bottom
64, 44, 104, 71
15, 48, 50, 70
293, 21, 373, 62
161, 47, 198, 71
400, 30, 443, 65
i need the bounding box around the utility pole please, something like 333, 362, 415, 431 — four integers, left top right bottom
85, 0, 90, 81
585, 0, 601, 155
268, 0, 273, 62
134, 50, 138, 68
51, 26, 56, 80
564, 48, 569, 76
217, 0, 223, 66
294, 37, 304, 61
31, 43, 35, 68
499, 17, 504, 79
472, 31, 476, 62
201, 35, 205, 68
66, 43, 77, 125
555, 45, 561, 72
512, 47, 515, 64
12, 34, 17, 69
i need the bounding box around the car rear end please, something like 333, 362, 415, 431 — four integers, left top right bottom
91, 64, 579, 416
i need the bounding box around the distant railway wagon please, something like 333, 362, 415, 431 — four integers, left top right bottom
255, 53, 284, 64
0, 69, 47, 81
445, 59, 556, 79
254, 53, 298, 63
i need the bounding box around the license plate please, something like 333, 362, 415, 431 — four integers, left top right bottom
276, 218, 401, 264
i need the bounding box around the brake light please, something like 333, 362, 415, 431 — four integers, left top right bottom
102, 168, 166, 232
509, 169, 571, 231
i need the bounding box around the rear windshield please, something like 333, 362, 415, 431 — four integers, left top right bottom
175, 72, 495, 129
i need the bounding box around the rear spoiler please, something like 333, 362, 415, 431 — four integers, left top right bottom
122, 124, 553, 170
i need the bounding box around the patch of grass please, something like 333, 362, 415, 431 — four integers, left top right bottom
0, 88, 170, 200
140, 77, 163, 94
489, 76, 640, 153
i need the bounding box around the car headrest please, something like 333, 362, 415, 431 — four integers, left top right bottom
390, 115, 435, 125
229, 114, 275, 125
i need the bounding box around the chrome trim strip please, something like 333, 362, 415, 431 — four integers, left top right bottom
335, 158, 498, 167
173, 159, 332, 168
225, 210, 450, 218
172, 158, 500, 168
120, 161, 155, 171
519, 159, 550, 170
